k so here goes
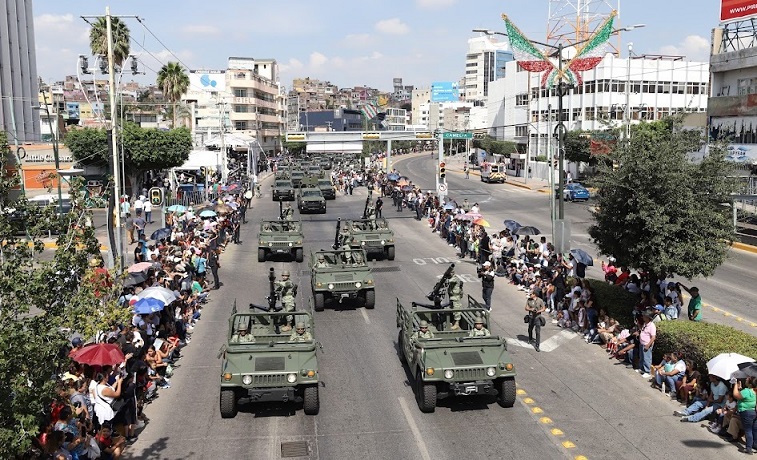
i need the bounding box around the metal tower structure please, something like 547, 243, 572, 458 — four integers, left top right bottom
547, 0, 621, 54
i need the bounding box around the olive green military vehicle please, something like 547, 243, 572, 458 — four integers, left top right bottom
296, 186, 327, 214
219, 307, 319, 418
317, 178, 336, 200
272, 178, 295, 201
309, 249, 375, 311
345, 218, 395, 260
290, 169, 305, 188
395, 294, 516, 413
257, 220, 304, 262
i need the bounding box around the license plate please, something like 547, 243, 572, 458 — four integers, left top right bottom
276, 249, 286, 253
465, 386, 477, 394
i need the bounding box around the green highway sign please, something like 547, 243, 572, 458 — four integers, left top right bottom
442, 132, 473, 140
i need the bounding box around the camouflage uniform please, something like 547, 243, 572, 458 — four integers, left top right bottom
276, 273, 297, 331
468, 325, 491, 337
283, 204, 294, 221
289, 323, 313, 342
365, 205, 377, 229
412, 321, 435, 341
447, 275, 464, 328
340, 243, 353, 264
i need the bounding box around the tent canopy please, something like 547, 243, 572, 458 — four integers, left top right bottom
204, 133, 257, 149
179, 150, 220, 169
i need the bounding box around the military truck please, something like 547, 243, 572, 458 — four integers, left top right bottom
290, 170, 305, 188
258, 220, 304, 262
317, 178, 336, 200
296, 186, 327, 214
345, 218, 395, 260
219, 306, 319, 418
395, 294, 516, 413
272, 178, 295, 201
309, 249, 375, 311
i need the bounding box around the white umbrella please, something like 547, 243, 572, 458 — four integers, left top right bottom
136, 286, 178, 305
707, 353, 755, 380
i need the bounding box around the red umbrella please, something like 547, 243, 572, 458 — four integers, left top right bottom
127, 262, 153, 273
71, 343, 125, 367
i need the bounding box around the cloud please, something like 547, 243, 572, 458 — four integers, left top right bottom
656, 35, 710, 61
375, 18, 410, 35
309, 52, 328, 68
416, 0, 456, 8
343, 33, 374, 48
279, 58, 304, 74
34, 14, 90, 82
180, 24, 220, 36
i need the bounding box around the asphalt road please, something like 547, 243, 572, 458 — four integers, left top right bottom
125, 155, 747, 459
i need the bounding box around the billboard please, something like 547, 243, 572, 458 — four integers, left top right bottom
721, 0, 757, 23
189, 70, 226, 92
431, 81, 459, 102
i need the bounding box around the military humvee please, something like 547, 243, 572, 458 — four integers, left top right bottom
345, 218, 395, 260
258, 220, 304, 262
395, 295, 516, 413
296, 186, 327, 214
309, 249, 375, 311
290, 170, 305, 188
219, 308, 319, 418
272, 178, 295, 201
317, 178, 336, 200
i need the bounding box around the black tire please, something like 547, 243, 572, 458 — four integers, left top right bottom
416, 370, 437, 413
364, 290, 375, 309
258, 248, 266, 262
220, 389, 237, 418
498, 377, 516, 408
398, 330, 406, 364
314, 293, 325, 312
295, 248, 304, 263
303, 385, 320, 415
386, 246, 395, 261
321, 206, 327, 214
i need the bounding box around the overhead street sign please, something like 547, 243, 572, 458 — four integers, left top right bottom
442, 132, 473, 140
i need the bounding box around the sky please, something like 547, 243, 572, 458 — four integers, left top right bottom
33, 0, 718, 92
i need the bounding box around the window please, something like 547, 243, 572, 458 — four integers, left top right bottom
234, 72, 246, 79
234, 88, 247, 98
515, 94, 529, 106
572, 108, 582, 121
515, 125, 529, 137
234, 105, 248, 113
234, 121, 247, 130
466, 62, 477, 68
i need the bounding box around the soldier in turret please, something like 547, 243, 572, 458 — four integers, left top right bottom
447, 267, 465, 330
275, 270, 298, 331
283, 202, 294, 221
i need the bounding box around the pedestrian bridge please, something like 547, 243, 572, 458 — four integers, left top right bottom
285, 131, 435, 143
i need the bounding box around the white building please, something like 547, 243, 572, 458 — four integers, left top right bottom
385, 108, 408, 131
464, 35, 513, 104
411, 88, 431, 127
487, 55, 709, 160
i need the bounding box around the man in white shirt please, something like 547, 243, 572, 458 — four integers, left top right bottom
144, 200, 153, 224
134, 196, 144, 216
676, 374, 728, 422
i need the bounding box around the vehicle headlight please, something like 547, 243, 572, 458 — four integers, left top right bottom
316, 282, 322, 288
361, 241, 366, 246
486, 367, 496, 377
444, 369, 454, 379
242, 375, 252, 385
296, 240, 302, 244
223, 373, 232, 381
268, 242, 273, 247
287, 373, 297, 383
328, 283, 334, 290
388, 239, 394, 243
366, 280, 373, 285
505, 363, 514, 371
355, 282, 362, 288
259, 240, 265, 244
288, 242, 293, 247
380, 240, 386, 245
426, 368, 435, 376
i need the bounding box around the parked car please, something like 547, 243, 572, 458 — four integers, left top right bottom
555, 183, 591, 202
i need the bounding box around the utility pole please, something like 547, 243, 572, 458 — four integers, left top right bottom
105, 7, 124, 269
40, 91, 63, 216
625, 42, 633, 140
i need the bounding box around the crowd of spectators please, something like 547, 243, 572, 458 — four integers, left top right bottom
36, 182, 252, 459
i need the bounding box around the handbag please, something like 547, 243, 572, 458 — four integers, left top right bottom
98, 385, 126, 413
523, 314, 531, 324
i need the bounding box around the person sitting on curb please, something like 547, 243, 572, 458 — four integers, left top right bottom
675, 374, 728, 423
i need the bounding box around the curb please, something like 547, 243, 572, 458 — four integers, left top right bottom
732, 241, 757, 254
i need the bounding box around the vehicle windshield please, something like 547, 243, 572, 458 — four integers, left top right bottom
318, 181, 332, 187
261, 222, 301, 232
302, 190, 322, 197
275, 181, 291, 187
316, 251, 367, 266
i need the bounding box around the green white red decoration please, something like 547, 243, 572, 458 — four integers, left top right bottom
360, 103, 379, 119
502, 11, 617, 88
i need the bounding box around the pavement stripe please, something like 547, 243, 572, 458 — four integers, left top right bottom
538, 330, 578, 352
397, 397, 432, 460
360, 308, 371, 325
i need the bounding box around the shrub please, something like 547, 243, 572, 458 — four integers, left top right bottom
586, 278, 638, 327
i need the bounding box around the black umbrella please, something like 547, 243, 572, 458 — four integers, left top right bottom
150, 227, 172, 241
514, 225, 541, 236
570, 248, 594, 266
732, 362, 757, 379
503, 220, 522, 233
124, 272, 147, 287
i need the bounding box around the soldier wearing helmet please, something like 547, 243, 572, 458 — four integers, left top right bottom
315, 254, 330, 268
231, 321, 255, 343
283, 202, 294, 221
289, 322, 313, 342
275, 270, 298, 331
411, 320, 435, 341
447, 267, 464, 330
468, 314, 491, 337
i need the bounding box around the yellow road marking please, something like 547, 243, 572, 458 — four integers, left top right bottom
516, 389, 527, 395
551, 428, 564, 436
539, 417, 553, 424
711, 307, 721, 312
523, 397, 535, 404
532, 407, 544, 414
575, 456, 589, 460
562, 441, 576, 448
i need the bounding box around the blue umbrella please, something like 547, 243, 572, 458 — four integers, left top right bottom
570, 248, 594, 266
199, 210, 217, 218
503, 220, 522, 232
150, 227, 171, 241
443, 203, 455, 210
132, 297, 165, 314
167, 204, 186, 213
387, 173, 400, 181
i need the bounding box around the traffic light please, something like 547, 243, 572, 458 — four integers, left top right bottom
149, 187, 164, 207
439, 161, 446, 180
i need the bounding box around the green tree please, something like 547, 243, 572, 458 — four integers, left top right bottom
564, 130, 592, 164
89, 16, 131, 67
157, 62, 190, 127
589, 117, 738, 281
0, 131, 128, 457
65, 124, 192, 196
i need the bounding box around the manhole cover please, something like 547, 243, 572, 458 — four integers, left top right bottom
281, 441, 309, 458
371, 266, 401, 273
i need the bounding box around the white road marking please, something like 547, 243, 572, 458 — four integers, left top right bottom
398, 397, 432, 460
538, 330, 578, 352
506, 338, 533, 349
360, 308, 371, 325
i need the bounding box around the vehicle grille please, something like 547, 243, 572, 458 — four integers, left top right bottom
252, 374, 286, 385
451, 352, 484, 366
454, 368, 487, 381
255, 357, 285, 371
332, 282, 357, 290
270, 242, 291, 248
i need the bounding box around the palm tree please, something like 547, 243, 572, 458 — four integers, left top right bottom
89, 16, 131, 67
157, 62, 190, 128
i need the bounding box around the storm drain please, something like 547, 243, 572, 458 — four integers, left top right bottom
281, 441, 310, 458
371, 266, 401, 273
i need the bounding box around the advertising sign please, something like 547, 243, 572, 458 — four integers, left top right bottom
721, 0, 757, 23
431, 81, 459, 102
189, 70, 226, 92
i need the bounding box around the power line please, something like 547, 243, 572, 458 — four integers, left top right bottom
135, 17, 192, 71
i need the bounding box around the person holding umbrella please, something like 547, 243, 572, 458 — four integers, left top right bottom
678, 283, 703, 322
732, 376, 757, 454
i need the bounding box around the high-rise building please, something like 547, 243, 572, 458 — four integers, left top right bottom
0, 0, 41, 142
464, 35, 513, 104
